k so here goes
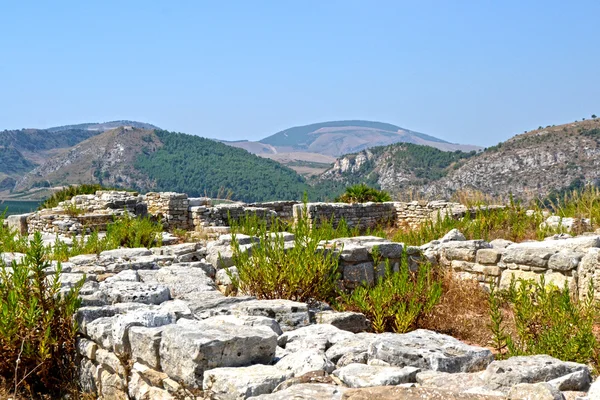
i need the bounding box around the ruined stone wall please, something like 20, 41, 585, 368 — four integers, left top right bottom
426, 234, 600, 300
393, 200, 465, 229
189, 203, 277, 230
145, 192, 189, 231
293, 202, 397, 229
247, 201, 300, 220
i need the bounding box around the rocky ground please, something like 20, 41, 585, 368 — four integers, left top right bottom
3, 231, 595, 400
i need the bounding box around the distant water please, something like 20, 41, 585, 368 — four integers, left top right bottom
1, 200, 41, 216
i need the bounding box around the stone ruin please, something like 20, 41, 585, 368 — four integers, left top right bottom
4, 190, 600, 399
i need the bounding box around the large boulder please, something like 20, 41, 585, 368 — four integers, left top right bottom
367, 329, 493, 373
341, 386, 505, 400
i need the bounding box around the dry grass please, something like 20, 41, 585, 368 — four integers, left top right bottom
419, 272, 494, 347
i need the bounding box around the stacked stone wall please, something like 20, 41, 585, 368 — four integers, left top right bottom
145, 192, 189, 231
428, 235, 600, 300
247, 201, 299, 220
293, 202, 397, 229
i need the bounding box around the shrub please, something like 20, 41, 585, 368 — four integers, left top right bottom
340, 249, 442, 333
489, 277, 599, 367
229, 206, 340, 304
335, 184, 392, 203
0, 232, 84, 397
104, 213, 163, 249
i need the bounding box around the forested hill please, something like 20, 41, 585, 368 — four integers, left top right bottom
11, 127, 325, 203
135, 130, 315, 202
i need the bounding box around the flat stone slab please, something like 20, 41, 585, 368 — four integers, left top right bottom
367, 329, 493, 373
341, 386, 505, 400
334, 363, 420, 388
316, 311, 370, 333
99, 281, 170, 305
203, 364, 292, 400
247, 383, 346, 400
230, 299, 311, 331
159, 317, 278, 388
482, 355, 589, 391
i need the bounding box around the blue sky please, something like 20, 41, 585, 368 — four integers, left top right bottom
1, 1, 599, 147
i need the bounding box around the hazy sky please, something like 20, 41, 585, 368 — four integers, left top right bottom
1, 1, 599, 147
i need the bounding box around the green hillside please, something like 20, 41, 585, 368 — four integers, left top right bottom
134, 130, 314, 202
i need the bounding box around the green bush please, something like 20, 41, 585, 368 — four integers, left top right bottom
104, 213, 163, 249
0, 232, 84, 396
489, 277, 599, 367
340, 249, 442, 333
335, 184, 392, 203
229, 206, 340, 303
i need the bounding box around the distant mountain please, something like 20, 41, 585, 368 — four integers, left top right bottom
224, 120, 480, 177
13, 128, 318, 203
259, 120, 480, 155
0, 121, 159, 195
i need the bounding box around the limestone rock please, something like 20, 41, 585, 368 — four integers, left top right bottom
247, 383, 346, 400
441, 229, 466, 242
333, 363, 420, 387
341, 386, 505, 400
203, 364, 292, 400
274, 370, 335, 392
230, 299, 312, 331
367, 329, 493, 373
325, 333, 378, 365
507, 382, 565, 400
159, 317, 278, 387
275, 350, 335, 376
482, 355, 589, 391
278, 323, 354, 353
316, 311, 370, 333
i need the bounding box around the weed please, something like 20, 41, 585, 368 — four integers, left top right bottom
0, 232, 84, 397
340, 250, 442, 333
489, 276, 599, 367
229, 205, 340, 304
